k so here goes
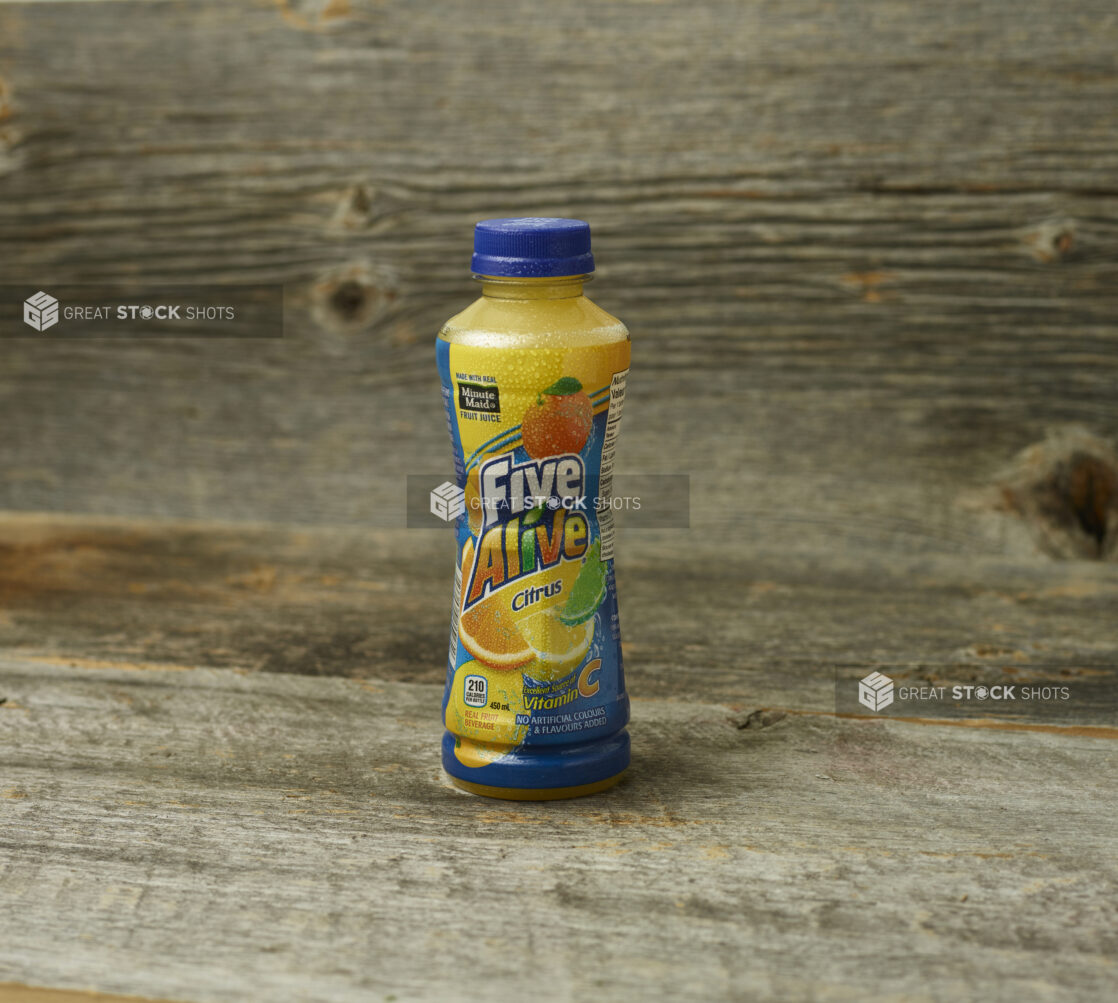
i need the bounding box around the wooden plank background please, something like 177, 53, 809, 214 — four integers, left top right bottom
1, 512, 1117, 721
0, 0, 1114, 560
1, 2, 1117, 1001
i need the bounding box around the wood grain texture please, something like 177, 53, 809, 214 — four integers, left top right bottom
0, 983, 174, 1003
1, 655, 1116, 1003
0, 3, 1116, 997
0, 0, 1114, 557
0, 513, 1115, 725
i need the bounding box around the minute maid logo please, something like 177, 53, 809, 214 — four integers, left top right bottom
463, 452, 590, 610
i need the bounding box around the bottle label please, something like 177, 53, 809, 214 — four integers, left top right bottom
437, 338, 630, 770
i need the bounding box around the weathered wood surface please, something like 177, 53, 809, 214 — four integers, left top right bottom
0, 0, 1115, 550
2, 654, 1116, 1003
1, 0, 1117, 998
0, 511, 1115, 1000
0, 984, 168, 1003
1, 512, 1116, 725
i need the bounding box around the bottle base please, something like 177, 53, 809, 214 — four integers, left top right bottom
441, 730, 630, 799
448, 770, 626, 801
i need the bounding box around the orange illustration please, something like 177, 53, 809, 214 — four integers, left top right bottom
459, 601, 534, 669
521, 376, 593, 459
457, 538, 533, 669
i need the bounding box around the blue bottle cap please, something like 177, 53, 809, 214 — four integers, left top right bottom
471, 217, 594, 278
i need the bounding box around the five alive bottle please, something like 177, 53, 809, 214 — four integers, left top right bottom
437, 218, 631, 799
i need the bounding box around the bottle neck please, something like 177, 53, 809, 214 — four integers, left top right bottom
476, 274, 589, 300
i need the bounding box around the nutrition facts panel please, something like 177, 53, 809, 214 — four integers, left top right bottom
598, 367, 628, 562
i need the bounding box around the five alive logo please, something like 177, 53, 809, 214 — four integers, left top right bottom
23, 291, 59, 332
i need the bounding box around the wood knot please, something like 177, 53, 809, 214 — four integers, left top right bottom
996, 428, 1118, 559
732, 709, 787, 730
839, 271, 895, 303
1063, 454, 1116, 547
0, 77, 21, 176
275, 0, 352, 31
1024, 219, 1076, 263
310, 262, 398, 337
0, 124, 23, 177
324, 182, 403, 237
332, 184, 374, 230
327, 183, 384, 232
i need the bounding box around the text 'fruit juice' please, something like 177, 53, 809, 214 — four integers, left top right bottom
437, 218, 631, 799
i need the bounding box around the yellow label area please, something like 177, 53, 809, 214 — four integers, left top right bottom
445, 660, 527, 747
449, 340, 628, 462
446, 338, 629, 754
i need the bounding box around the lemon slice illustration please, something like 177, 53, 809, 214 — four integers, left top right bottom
518, 607, 594, 681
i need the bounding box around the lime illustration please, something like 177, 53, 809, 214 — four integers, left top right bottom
558, 538, 607, 626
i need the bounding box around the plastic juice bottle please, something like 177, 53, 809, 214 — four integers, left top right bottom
437, 218, 630, 800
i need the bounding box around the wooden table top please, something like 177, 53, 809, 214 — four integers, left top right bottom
0, 513, 1114, 1002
